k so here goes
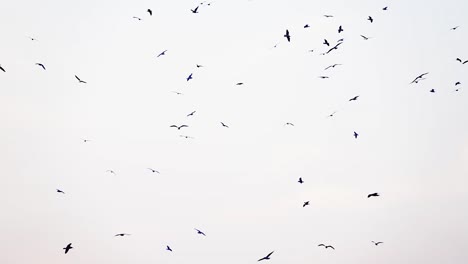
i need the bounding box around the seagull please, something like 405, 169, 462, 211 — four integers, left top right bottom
338, 25, 344, 33
75, 75, 87, 83
132, 16, 142, 21
172, 91, 183, 95
28, 36, 38, 41
284, 29, 291, 42
368, 16, 373, 23
325, 245, 335, 250
187, 111, 196, 117
107, 170, 116, 175
349, 95, 359, 101
324, 64, 341, 70
324, 15, 334, 18
236, 82, 244, 85
410, 72, 429, 84
166, 245, 172, 251
360, 35, 370, 40
187, 73, 193, 81
147, 168, 160, 173
157, 50, 167, 57
36, 63, 46, 70
323, 39, 330, 46
328, 111, 337, 117
430, 89, 435, 93
326, 42, 343, 54
0, 65, 5, 72
284, 122, 294, 126
354, 131, 359, 138
303, 201, 310, 207
298, 177, 304, 184
81, 139, 91, 143
258, 251, 274, 261
180, 135, 194, 139
220, 122, 229, 128
147, 9, 152, 16
195, 228, 206, 236
318, 76, 329, 79
170, 125, 188, 130
56, 189, 65, 194
196, 64, 203, 68
63, 243, 73, 254
382, 6, 388, 11
304, 24, 310, 28
367, 192, 379, 198
372, 241, 384, 246
451, 26, 459, 30
115, 233, 131, 237
191, 6, 199, 13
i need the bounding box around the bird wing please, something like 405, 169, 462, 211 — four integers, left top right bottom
328, 246, 335, 250
318, 244, 326, 247
180, 125, 188, 128
0, 66, 5, 72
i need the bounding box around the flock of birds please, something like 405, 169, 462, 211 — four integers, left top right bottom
2, 1, 465, 262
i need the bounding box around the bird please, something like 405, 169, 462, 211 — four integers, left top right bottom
451, 26, 459, 30
318, 244, 335, 249
63, 243, 73, 254
368, 16, 373, 23
81, 139, 91, 143
172, 91, 183, 95
236, 82, 244, 85
328, 111, 337, 117
28, 36, 38, 41
0, 65, 5, 72
338, 25, 344, 33
298, 177, 304, 184
187, 111, 196, 117
303, 201, 310, 207
195, 228, 206, 236
180, 135, 194, 139
324, 64, 341, 70
318, 76, 329, 79
323, 39, 330, 46
36, 63, 46, 70
284, 122, 294, 126
187, 73, 193, 81
410, 72, 429, 84
325, 245, 335, 250
456, 58, 462, 63
220, 122, 229, 128
367, 192, 379, 198
166, 245, 172, 251
196, 64, 203, 68
349, 95, 359, 101
326, 42, 343, 54
455, 82, 461, 86
170, 125, 188, 130
430, 89, 435, 93
258, 251, 274, 261
318, 244, 326, 247
372, 241, 384, 246
147, 168, 160, 173
191, 6, 199, 13
360, 35, 370, 40
132, 16, 142, 21
115, 233, 131, 237
284, 29, 291, 42
157, 50, 167, 57
304, 24, 310, 28
354, 131, 359, 138
75, 75, 87, 83
107, 170, 116, 175
383, 6, 388, 11
56, 189, 65, 194
147, 9, 152, 16
324, 15, 334, 18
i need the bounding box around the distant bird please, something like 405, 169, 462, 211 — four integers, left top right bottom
298, 177, 304, 184
410, 72, 429, 84
196, 64, 203, 68
284, 29, 291, 42
166, 245, 172, 251
328, 111, 337, 117
258, 251, 274, 261
318, 244, 335, 250
456, 58, 462, 63
284, 122, 294, 126
372, 241, 384, 246
349, 95, 359, 101
338, 25, 343, 33
28, 36, 38, 41
451, 26, 459, 30
0, 65, 5, 72
147, 168, 160, 173
36, 63, 46, 70
303, 201, 310, 207
63, 243, 73, 254
81, 139, 91, 143
324, 15, 334, 18
186, 73, 193, 81
107, 170, 116, 175
236, 82, 244, 85
147, 9, 152, 16
191, 6, 199, 13
430, 89, 435, 93
308, 49, 314, 53
337, 38, 344, 42
56, 189, 65, 194
157, 50, 167, 57
360, 35, 370, 40
195, 228, 206, 236
323, 39, 330, 46
172, 91, 183, 95
115, 233, 131, 237
220, 122, 229, 128
382, 6, 388, 11
325, 245, 335, 250
180, 135, 194, 139
170, 125, 188, 130
324, 63, 341, 70
318, 76, 329, 79
455, 82, 461, 86
367, 192, 379, 198
187, 111, 196, 117
368, 16, 373, 23
326, 42, 343, 54
132, 16, 142, 21
354, 131, 359, 138
75, 75, 87, 83
304, 24, 310, 28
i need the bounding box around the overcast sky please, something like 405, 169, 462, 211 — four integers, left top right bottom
1, 0, 468, 263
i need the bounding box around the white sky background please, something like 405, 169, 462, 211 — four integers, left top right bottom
1, 0, 468, 263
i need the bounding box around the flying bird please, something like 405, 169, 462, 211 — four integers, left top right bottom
318, 244, 335, 249
172, 91, 183, 95
284, 122, 294, 126
191, 6, 199, 13
360, 35, 370, 40
383, 6, 388, 11
81, 139, 91, 143
328, 111, 337, 117
298, 177, 304, 184
157, 50, 167, 57
284, 29, 291, 42
63, 243, 73, 254
451, 26, 459, 30
410, 72, 429, 84
324, 64, 341, 70
326, 42, 343, 54
36, 63, 46, 70
367, 192, 379, 198
354, 131, 359, 138
56, 189, 65, 194
0, 65, 5, 72
326, 245, 335, 250
324, 15, 334, 18
147, 9, 152, 16
303, 201, 310, 207
170, 125, 188, 130
338, 25, 343, 33
187, 111, 196, 117
220, 122, 229, 128
196, 64, 203, 68
166, 245, 172, 251
107, 170, 116, 175
236, 82, 244, 85
258, 251, 274, 261
368, 16, 373, 23
304, 24, 310, 28
318, 76, 329, 79
132, 16, 142, 21
147, 168, 160, 173
349, 95, 359, 101
195, 228, 206, 236
115, 233, 131, 237
372, 241, 384, 246
323, 39, 330, 46
75, 75, 87, 83
430, 89, 435, 93
187, 73, 193, 81
180, 135, 194, 139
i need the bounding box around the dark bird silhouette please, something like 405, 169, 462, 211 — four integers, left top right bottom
106, 170, 116, 175
430, 89, 435, 93
166, 245, 172, 251
187, 73, 193, 81
75, 75, 86, 83
383, 6, 388, 11
360, 35, 370, 40
236, 82, 244, 85
191, 6, 199, 13
298, 177, 304, 184
368, 16, 373, 23
455, 82, 461, 86
147, 9, 152, 16
157, 50, 167, 57
324, 15, 334, 18
324, 63, 341, 70
323, 39, 330, 46
115, 233, 131, 237
170, 125, 188, 130
195, 228, 206, 236
258, 251, 274, 261
456, 58, 462, 63
0, 65, 5, 72
196, 64, 203, 68
367, 192, 379, 198
81, 138, 91, 143
318, 76, 330, 79
372, 241, 384, 246
284, 122, 294, 126
28, 36, 38, 41
172, 91, 183, 95
133, 16, 142, 21
349, 95, 359, 101
318, 244, 335, 249
220, 122, 229, 128
36, 63, 46, 70
328, 111, 337, 117
187, 111, 196, 117
326, 245, 335, 250
338, 25, 343, 33
180, 135, 194, 139
451, 26, 459, 30
326, 42, 343, 54
304, 24, 310, 28
284, 29, 291, 42
303, 201, 310, 207
56, 189, 65, 194
63, 243, 73, 254
410, 72, 429, 84
354, 131, 359, 138
147, 168, 160, 173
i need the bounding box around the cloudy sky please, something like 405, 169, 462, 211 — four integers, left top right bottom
1, 0, 467, 263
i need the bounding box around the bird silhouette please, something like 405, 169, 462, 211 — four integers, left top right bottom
451, 26, 459, 30
220, 122, 229, 128
196, 64, 203, 68
318, 244, 335, 249
107, 170, 116, 175
115, 233, 131, 237
326, 245, 335, 250
187, 111, 196, 117
63, 243, 73, 254
56, 189, 65, 194
304, 24, 310, 28
132, 16, 142, 21
303, 201, 310, 207
372, 241, 384, 246
157, 50, 167, 57
180, 135, 194, 139
368, 16, 373, 23
383, 6, 388, 10
324, 64, 341, 70
455, 82, 461, 86
187, 73, 193, 81
284, 122, 294, 126
191, 6, 199, 13
338, 25, 344, 33
172, 91, 183, 95
147, 9, 152, 16
360, 35, 370, 40
195, 228, 206, 236
284, 29, 291, 42
0, 65, 5, 72
367, 192, 379, 198
324, 15, 334, 18
36, 63, 46, 70
318, 76, 330, 79
166, 245, 172, 251
147, 168, 160, 173
258, 251, 274, 261
328, 111, 337, 117
323, 39, 330, 46
410, 72, 429, 84
354, 131, 359, 138
81, 138, 91, 143
236, 82, 244, 85
430, 89, 435, 93
75, 75, 87, 83
170, 125, 188, 130
298, 177, 304, 184
349, 95, 359, 101
326, 42, 343, 54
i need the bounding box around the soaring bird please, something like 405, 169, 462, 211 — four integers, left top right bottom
0, 65, 5, 72
324, 64, 341, 70
368, 16, 373, 23
284, 122, 294, 126
372, 241, 384, 246
410, 72, 429, 84
328, 111, 337, 117
191, 6, 199, 13
349, 95, 359, 101
147, 168, 160, 173
354, 131, 359, 138
220, 122, 229, 128
132, 16, 142, 21
324, 15, 334, 18
36, 63, 46, 70
56, 189, 65, 194
338, 25, 343, 33
196, 64, 203, 68
82, 139, 91, 143
170, 125, 188, 130
323, 39, 330, 46
187, 111, 196, 117
360, 35, 370, 40
106, 170, 116, 175
303, 201, 310, 207
180, 135, 194, 139
147, 9, 152, 16
367, 192, 379, 198
326, 42, 343, 54
318, 244, 335, 249
451, 26, 459, 30
326, 245, 335, 250
298, 177, 304, 184
157, 50, 167, 57
75, 75, 87, 83
284, 29, 291, 42
383, 6, 388, 10
258, 251, 274, 261
195, 228, 206, 236
318, 76, 329, 79
172, 91, 183, 95
166, 245, 172, 251
187, 73, 193, 81
236, 82, 244, 85
63, 243, 73, 254
304, 24, 310, 28
115, 233, 131, 237
430, 89, 435, 93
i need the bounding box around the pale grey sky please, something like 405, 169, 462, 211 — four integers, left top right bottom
1, 0, 468, 263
